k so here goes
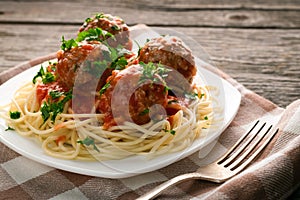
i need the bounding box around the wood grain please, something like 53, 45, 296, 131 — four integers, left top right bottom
1, 0, 300, 10
0, 1, 300, 28
0, 24, 299, 107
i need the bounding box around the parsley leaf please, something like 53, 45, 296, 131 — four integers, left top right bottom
40, 103, 51, 122
61, 36, 78, 51
110, 56, 128, 70
49, 91, 64, 99
43, 72, 56, 84
76, 28, 114, 42
83, 60, 108, 76
40, 90, 72, 123
32, 66, 45, 84
139, 108, 150, 116
9, 111, 21, 119
134, 40, 142, 56
106, 45, 131, 70
99, 82, 111, 96
83, 44, 130, 76
111, 24, 121, 31
85, 17, 92, 23
77, 137, 100, 152
32, 66, 56, 84
139, 62, 171, 88
163, 128, 176, 135
95, 13, 105, 19
184, 92, 199, 100
5, 126, 15, 131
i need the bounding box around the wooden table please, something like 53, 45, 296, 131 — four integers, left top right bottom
0, 0, 299, 198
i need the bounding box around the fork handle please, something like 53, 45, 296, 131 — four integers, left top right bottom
136, 172, 206, 200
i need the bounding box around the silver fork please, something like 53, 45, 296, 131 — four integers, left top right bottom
137, 120, 279, 200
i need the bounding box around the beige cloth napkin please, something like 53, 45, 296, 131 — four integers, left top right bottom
0, 53, 299, 200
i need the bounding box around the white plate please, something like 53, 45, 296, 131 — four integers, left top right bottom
0, 28, 241, 178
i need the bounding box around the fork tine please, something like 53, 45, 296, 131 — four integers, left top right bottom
220, 122, 266, 167
227, 124, 272, 170
217, 120, 260, 165
232, 128, 279, 172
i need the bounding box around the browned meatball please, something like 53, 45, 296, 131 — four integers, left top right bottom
139, 36, 196, 83
79, 13, 132, 50
55, 42, 111, 91
97, 64, 168, 129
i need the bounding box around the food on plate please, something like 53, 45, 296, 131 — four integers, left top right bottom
139, 36, 196, 83
78, 13, 132, 50
0, 13, 214, 160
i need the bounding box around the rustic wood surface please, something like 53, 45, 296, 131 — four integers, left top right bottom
0, 0, 299, 198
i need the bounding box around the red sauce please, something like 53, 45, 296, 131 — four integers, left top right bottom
55, 135, 66, 145
36, 82, 67, 105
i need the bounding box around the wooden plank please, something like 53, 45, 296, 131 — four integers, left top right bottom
0, 24, 299, 107
2, 0, 300, 10
0, 1, 300, 28
124, 0, 300, 10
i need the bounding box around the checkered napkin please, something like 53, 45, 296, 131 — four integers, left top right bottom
0, 53, 299, 200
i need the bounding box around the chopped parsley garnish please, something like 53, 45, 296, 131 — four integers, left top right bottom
83, 44, 131, 76
111, 24, 121, 31
32, 66, 56, 84
138, 62, 172, 96
77, 137, 100, 152
134, 40, 142, 56
43, 73, 56, 84
99, 82, 111, 96
5, 126, 15, 131
139, 108, 150, 116
164, 85, 171, 94
77, 28, 114, 43
184, 92, 199, 100
40, 90, 72, 123
63, 36, 130, 77
60, 36, 78, 51
95, 13, 105, 19
204, 116, 208, 120
111, 56, 128, 70
85, 17, 92, 23
9, 111, 21, 119
107, 45, 130, 70
49, 91, 64, 99
82, 59, 107, 76
139, 62, 171, 85
163, 128, 176, 135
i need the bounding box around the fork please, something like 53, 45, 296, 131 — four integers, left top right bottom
137, 120, 279, 200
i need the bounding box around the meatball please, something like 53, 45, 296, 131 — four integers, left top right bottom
55, 42, 111, 91
139, 36, 196, 83
79, 13, 132, 50
97, 64, 168, 129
